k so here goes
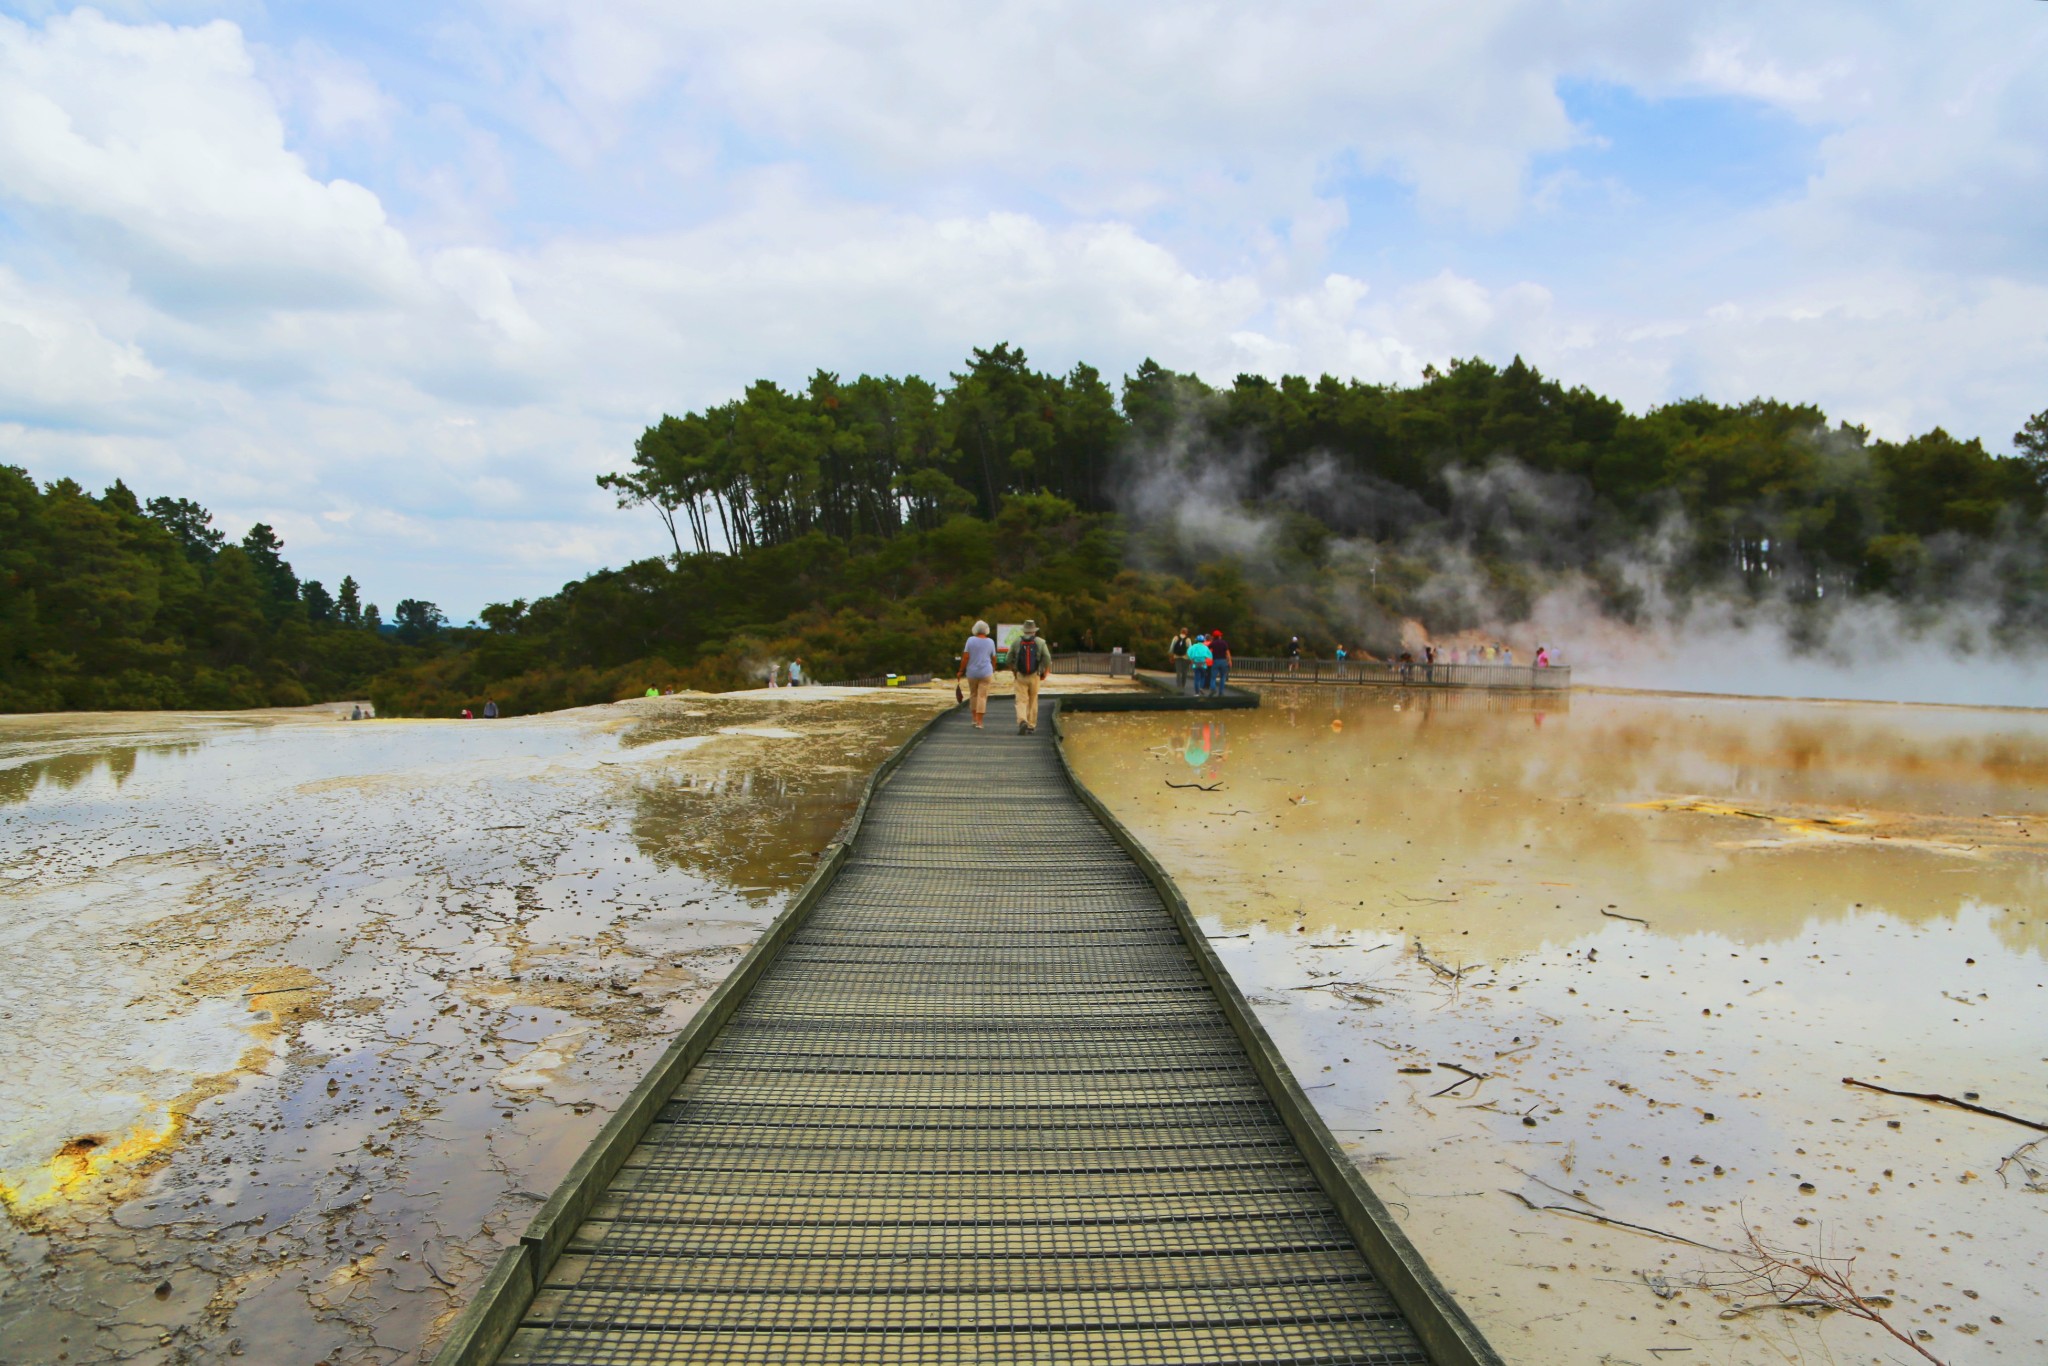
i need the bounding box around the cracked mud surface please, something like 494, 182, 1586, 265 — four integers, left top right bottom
0, 689, 945, 1365
1067, 687, 2048, 1365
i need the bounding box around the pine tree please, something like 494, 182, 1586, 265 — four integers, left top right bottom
336, 575, 362, 627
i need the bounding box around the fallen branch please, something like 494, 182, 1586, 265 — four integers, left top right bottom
1396, 892, 1457, 904
1414, 939, 1479, 981
1599, 908, 1650, 927
1718, 1295, 1892, 1319
1996, 1136, 2048, 1192
1498, 1190, 1730, 1252
1716, 1222, 1943, 1364
1431, 1062, 1489, 1097
1505, 1162, 1602, 1210
1166, 780, 1222, 791
1842, 1078, 2048, 1133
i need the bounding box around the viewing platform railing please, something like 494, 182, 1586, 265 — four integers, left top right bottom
1050, 650, 1137, 678
1205, 656, 1569, 691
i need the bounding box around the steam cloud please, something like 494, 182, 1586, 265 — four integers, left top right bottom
1118, 424, 2048, 709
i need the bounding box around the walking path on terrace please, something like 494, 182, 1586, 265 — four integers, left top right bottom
443, 697, 1497, 1366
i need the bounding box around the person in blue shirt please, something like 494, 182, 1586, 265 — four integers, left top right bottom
1186, 633, 1214, 696
1207, 629, 1232, 696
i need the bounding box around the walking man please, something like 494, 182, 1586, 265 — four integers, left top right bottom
1170, 627, 1192, 693
1010, 620, 1050, 734
958, 621, 998, 729
1287, 635, 1302, 674
1208, 628, 1232, 696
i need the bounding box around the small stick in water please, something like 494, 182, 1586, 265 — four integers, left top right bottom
1842, 1078, 2048, 1132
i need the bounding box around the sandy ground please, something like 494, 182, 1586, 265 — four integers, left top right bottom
1065, 686, 2048, 1366
0, 688, 948, 1365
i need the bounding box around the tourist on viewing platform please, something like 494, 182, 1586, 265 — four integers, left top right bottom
1535, 645, 1551, 668
1187, 632, 1214, 695
1334, 643, 1347, 678
789, 658, 805, 686
1502, 644, 1514, 666
958, 621, 997, 729
1170, 627, 1192, 692
1208, 629, 1232, 696
1423, 644, 1437, 683
1287, 635, 1302, 674
483, 699, 499, 718
1397, 651, 1414, 684
1010, 621, 1050, 734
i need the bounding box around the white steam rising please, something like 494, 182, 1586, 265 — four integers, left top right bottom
1119, 431, 2048, 709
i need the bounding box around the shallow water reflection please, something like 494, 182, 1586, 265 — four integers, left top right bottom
1067, 686, 2048, 1365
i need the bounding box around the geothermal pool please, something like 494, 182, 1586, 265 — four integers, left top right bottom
1066, 687, 2048, 1366
0, 691, 944, 1366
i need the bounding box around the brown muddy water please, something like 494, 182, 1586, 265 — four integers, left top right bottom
1066, 687, 2048, 1366
0, 689, 945, 1365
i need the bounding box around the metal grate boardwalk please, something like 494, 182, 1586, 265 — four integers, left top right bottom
492, 702, 1439, 1365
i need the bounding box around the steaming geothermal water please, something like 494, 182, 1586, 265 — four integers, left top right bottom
1066, 688, 2048, 1366
0, 690, 946, 1365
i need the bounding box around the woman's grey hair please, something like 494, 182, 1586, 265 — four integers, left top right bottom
973, 620, 989, 635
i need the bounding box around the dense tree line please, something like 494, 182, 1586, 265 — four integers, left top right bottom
10, 347, 2044, 715
0, 467, 448, 711
375, 349, 2047, 715
604, 348, 2047, 598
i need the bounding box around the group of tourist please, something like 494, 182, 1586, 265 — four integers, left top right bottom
1291, 639, 1557, 673
764, 659, 807, 687
957, 619, 1052, 733
1167, 627, 1233, 696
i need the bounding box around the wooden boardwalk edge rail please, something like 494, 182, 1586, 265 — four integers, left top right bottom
429, 688, 1503, 1366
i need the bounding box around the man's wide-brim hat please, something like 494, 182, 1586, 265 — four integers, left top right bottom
1022, 620, 1038, 634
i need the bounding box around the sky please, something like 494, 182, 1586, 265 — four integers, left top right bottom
2, 3, 2044, 621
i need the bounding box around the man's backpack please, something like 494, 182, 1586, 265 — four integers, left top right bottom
1012, 636, 1042, 675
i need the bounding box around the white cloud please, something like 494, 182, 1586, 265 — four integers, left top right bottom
0, 9, 417, 307
0, 268, 160, 419
1, 3, 2043, 620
